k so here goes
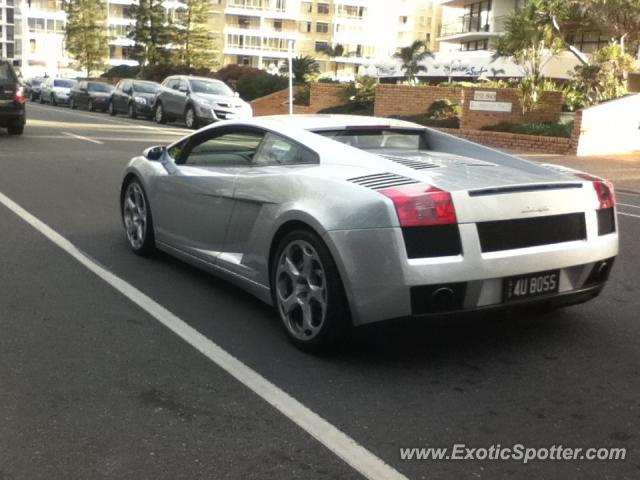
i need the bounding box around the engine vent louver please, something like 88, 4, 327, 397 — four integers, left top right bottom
347, 172, 419, 190
379, 154, 439, 170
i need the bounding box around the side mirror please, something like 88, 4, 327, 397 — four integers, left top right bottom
144, 145, 166, 161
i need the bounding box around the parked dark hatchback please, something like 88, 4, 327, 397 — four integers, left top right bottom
0, 61, 25, 135
25, 77, 45, 101
70, 81, 114, 112
108, 79, 160, 119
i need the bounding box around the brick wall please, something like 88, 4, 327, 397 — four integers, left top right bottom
437, 127, 576, 155
374, 84, 463, 118
461, 88, 563, 130
251, 83, 347, 116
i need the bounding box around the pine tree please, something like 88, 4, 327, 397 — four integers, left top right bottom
64, 0, 109, 77
173, 0, 218, 70
128, 0, 173, 72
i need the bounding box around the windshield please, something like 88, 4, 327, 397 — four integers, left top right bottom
133, 82, 160, 94
189, 79, 234, 96
88, 82, 113, 93
315, 128, 428, 151
54, 79, 77, 88
0, 63, 16, 82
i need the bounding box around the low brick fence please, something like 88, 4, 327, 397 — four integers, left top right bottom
437, 128, 576, 155
251, 83, 346, 116
374, 84, 462, 119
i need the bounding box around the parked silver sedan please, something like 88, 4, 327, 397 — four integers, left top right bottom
120, 115, 619, 351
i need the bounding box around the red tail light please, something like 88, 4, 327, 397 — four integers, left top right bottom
380, 184, 457, 227
15, 85, 25, 104
576, 173, 615, 209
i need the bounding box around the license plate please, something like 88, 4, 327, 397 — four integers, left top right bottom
503, 270, 560, 302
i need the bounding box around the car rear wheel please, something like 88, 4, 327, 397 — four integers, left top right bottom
88, 99, 95, 112
272, 230, 350, 351
121, 180, 155, 256
155, 103, 166, 124
184, 106, 198, 129
128, 103, 136, 119
7, 125, 24, 135
108, 101, 116, 116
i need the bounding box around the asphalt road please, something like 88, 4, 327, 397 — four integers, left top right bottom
1, 103, 639, 480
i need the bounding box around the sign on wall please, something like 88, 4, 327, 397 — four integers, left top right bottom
469, 100, 513, 113
474, 91, 497, 101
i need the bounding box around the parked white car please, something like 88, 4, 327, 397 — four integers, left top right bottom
39, 78, 78, 106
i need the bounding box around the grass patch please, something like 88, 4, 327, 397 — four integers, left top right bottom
481, 121, 574, 138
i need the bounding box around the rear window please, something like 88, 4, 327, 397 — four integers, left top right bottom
315, 128, 428, 151
54, 79, 77, 88
0, 63, 17, 83
88, 82, 113, 93
133, 82, 160, 94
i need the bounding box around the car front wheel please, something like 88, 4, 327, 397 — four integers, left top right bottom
184, 106, 198, 129
155, 103, 166, 124
272, 229, 350, 351
121, 180, 155, 256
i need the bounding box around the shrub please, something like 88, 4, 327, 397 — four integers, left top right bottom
214, 65, 265, 83
426, 99, 461, 119
338, 75, 377, 110
561, 84, 589, 112
293, 83, 310, 106
236, 73, 289, 101
141, 64, 215, 82
101, 64, 140, 79
481, 121, 574, 138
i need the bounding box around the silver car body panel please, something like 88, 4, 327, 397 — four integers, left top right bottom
122, 115, 619, 325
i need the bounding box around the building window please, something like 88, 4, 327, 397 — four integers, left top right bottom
317, 3, 329, 14
315, 41, 328, 52
238, 16, 250, 29
461, 39, 489, 51
316, 22, 328, 33
399, 16, 408, 24
273, 19, 282, 31
6, 43, 14, 58
301, 1, 312, 13
425, 33, 431, 43
462, 1, 491, 33
300, 21, 311, 33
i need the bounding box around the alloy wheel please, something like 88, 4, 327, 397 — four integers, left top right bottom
275, 240, 328, 341
185, 107, 195, 129
122, 183, 147, 251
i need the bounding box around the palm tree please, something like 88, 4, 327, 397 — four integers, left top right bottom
279, 55, 320, 83
323, 43, 345, 80
392, 40, 432, 83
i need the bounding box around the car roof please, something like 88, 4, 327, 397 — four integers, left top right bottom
250, 114, 425, 131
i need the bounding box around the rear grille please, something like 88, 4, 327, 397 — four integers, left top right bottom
347, 172, 418, 190
402, 225, 462, 258
597, 208, 616, 235
379, 155, 438, 170
477, 213, 586, 253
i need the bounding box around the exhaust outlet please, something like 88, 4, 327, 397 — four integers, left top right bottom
431, 287, 456, 310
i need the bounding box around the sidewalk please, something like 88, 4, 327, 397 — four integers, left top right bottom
516, 151, 640, 194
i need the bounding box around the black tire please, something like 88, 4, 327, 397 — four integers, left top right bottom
154, 102, 166, 124
128, 102, 137, 119
69, 97, 76, 110
121, 179, 156, 256
88, 99, 95, 112
7, 125, 25, 135
271, 229, 351, 352
108, 101, 116, 116
30, 92, 36, 102
184, 105, 198, 129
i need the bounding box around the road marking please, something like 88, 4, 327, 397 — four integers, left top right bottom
0, 191, 407, 480
61, 131, 104, 145
618, 211, 640, 219
61, 131, 104, 144
29, 102, 186, 134
617, 203, 640, 209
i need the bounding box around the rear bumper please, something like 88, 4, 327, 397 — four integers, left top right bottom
0, 109, 25, 127
325, 211, 619, 326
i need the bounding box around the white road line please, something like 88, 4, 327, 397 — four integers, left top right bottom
0, 191, 407, 480
617, 203, 640, 209
61, 131, 104, 145
29, 102, 186, 134
618, 211, 640, 219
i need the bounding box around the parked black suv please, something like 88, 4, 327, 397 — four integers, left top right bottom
0, 61, 25, 135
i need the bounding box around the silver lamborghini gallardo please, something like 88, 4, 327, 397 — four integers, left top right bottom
120, 115, 619, 350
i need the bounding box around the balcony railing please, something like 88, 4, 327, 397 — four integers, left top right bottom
440, 14, 506, 37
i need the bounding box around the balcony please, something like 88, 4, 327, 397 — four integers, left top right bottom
439, 14, 506, 41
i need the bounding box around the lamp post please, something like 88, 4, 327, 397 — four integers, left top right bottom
288, 40, 293, 115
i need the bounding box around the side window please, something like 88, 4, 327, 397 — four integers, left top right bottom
123, 80, 132, 94
79, 81, 86, 90
178, 79, 189, 92
181, 130, 265, 167
253, 132, 318, 165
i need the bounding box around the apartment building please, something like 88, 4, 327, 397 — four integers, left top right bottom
432, 0, 608, 79
217, 0, 441, 78
1, 0, 22, 66
15, 0, 135, 77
